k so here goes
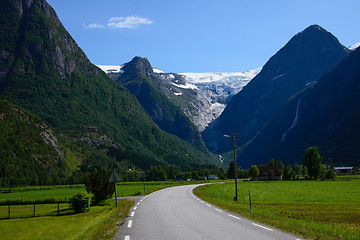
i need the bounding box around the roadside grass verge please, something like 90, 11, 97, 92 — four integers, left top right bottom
194, 179, 360, 240
0, 199, 133, 240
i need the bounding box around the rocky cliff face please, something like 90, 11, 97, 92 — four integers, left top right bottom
154, 72, 221, 132
202, 25, 349, 154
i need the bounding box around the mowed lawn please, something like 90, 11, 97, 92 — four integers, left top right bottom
194, 176, 360, 240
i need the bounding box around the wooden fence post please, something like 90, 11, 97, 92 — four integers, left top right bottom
249, 189, 252, 210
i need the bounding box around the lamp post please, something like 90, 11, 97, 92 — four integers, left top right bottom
224, 133, 238, 201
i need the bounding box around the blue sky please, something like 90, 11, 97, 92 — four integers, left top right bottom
47, 0, 360, 73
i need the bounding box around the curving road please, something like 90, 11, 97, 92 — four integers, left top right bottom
114, 184, 303, 240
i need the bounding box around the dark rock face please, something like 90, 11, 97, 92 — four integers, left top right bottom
238, 47, 360, 168
202, 25, 349, 154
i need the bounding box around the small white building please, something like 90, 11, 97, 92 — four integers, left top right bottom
334, 167, 354, 174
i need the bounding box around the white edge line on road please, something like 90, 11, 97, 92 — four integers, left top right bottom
130, 211, 135, 217
127, 220, 133, 228
133, 206, 137, 210
214, 208, 222, 212
200, 201, 204, 203
252, 223, 274, 232
228, 214, 241, 220
124, 235, 130, 240
136, 202, 140, 206
206, 204, 211, 207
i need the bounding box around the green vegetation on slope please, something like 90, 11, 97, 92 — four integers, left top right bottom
0, 98, 75, 186
117, 57, 208, 152
0, 0, 219, 186
194, 179, 360, 240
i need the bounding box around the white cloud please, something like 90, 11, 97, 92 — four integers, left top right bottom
107, 16, 153, 29
83, 23, 105, 29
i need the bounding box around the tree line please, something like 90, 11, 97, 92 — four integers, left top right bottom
231, 147, 358, 181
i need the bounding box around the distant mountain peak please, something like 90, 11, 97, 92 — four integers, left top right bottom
349, 42, 360, 51
122, 56, 154, 76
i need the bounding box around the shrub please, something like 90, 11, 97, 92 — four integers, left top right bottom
85, 169, 114, 205
69, 192, 91, 213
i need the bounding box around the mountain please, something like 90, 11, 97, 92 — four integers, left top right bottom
98, 65, 260, 131
180, 68, 261, 104
115, 56, 207, 152
0, 0, 218, 181
0, 97, 77, 185
202, 25, 349, 154
349, 42, 360, 51
238, 47, 360, 168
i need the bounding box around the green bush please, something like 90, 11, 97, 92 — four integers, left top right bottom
69, 192, 91, 213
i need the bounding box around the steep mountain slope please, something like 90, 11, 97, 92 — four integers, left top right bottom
116, 57, 207, 152
238, 47, 360, 168
0, 98, 75, 185
0, 0, 218, 175
202, 25, 349, 154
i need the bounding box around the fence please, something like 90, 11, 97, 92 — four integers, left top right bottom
0, 202, 71, 219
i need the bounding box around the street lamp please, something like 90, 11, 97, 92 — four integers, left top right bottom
224, 133, 238, 201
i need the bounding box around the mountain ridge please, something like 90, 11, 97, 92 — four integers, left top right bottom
202, 24, 349, 154
237, 47, 360, 167
98, 64, 261, 131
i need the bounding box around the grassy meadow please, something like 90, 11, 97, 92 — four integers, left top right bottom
0, 180, 208, 239
0, 199, 133, 240
0, 180, 204, 205
194, 176, 360, 240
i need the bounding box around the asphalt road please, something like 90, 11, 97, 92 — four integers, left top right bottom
114, 184, 304, 240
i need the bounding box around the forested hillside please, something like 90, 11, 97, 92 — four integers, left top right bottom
0, 0, 218, 185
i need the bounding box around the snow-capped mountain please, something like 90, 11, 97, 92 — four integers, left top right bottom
97, 64, 260, 131
349, 42, 360, 51
180, 68, 262, 104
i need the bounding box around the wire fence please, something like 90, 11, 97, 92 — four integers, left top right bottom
0, 202, 72, 219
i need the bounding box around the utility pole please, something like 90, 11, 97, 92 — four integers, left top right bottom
232, 133, 238, 201
224, 133, 238, 201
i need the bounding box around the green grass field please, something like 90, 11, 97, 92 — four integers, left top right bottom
194, 177, 360, 240
0, 199, 133, 240
0, 180, 208, 239
0, 180, 204, 204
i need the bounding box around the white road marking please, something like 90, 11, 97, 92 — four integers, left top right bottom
124, 235, 130, 240
133, 206, 137, 210
200, 201, 204, 203
228, 214, 241, 220
214, 208, 223, 212
130, 211, 135, 217
136, 202, 140, 206
127, 220, 133, 228
206, 204, 211, 207
252, 223, 274, 232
